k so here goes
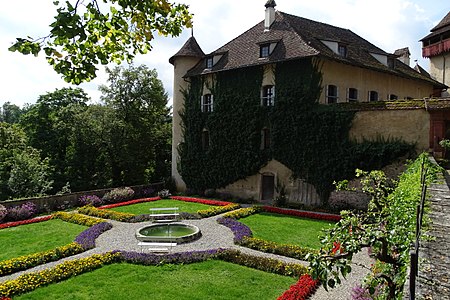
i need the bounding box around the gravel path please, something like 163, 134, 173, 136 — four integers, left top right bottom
0, 213, 372, 299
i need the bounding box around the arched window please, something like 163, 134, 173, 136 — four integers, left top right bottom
261, 127, 271, 150
368, 90, 378, 102
347, 88, 358, 102
389, 94, 398, 100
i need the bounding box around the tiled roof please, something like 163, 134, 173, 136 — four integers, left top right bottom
185, 11, 444, 88
169, 36, 205, 65
431, 11, 450, 32
394, 47, 410, 56
421, 11, 450, 41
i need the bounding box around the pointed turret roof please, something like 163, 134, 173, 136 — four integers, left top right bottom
431, 11, 450, 32
420, 11, 450, 41
169, 36, 205, 65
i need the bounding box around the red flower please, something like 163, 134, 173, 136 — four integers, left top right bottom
331, 241, 343, 255
0, 215, 53, 230
277, 274, 320, 300
98, 197, 161, 209
262, 206, 341, 222
170, 196, 232, 206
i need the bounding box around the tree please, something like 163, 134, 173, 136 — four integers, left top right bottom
20, 88, 90, 192
308, 154, 440, 299
0, 102, 23, 124
0, 123, 52, 200
99, 64, 172, 186
8, 0, 192, 84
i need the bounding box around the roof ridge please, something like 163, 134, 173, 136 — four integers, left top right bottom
431, 11, 450, 32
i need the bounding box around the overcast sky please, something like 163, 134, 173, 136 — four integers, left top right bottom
0, 0, 449, 108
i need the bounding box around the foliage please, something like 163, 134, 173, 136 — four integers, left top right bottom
6, 202, 38, 221
98, 65, 172, 185
78, 195, 103, 207
0, 102, 23, 124
77, 205, 135, 222
157, 189, 171, 198
0, 204, 6, 222
9, 0, 192, 84
53, 211, 106, 226
0, 243, 84, 277
439, 139, 450, 149
308, 153, 441, 299
277, 274, 320, 300
0, 252, 121, 298
179, 58, 414, 203
102, 186, 135, 203
196, 203, 240, 218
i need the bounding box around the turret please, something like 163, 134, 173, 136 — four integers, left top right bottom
169, 36, 204, 191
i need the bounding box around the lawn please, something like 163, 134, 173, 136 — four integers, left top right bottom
239, 212, 334, 249
14, 260, 296, 300
109, 199, 213, 215
0, 219, 87, 261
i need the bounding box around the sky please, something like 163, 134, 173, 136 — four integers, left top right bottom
0, 0, 449, 108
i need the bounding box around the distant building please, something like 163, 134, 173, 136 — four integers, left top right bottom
421, 11, 450, 97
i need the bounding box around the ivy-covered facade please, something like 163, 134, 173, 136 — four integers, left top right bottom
169, 2, 443, 205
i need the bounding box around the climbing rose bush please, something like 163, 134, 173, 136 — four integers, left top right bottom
78, 195, 103, 207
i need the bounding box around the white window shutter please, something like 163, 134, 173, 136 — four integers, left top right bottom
346, 88, 349, 102
200, 95, 204, 112
336, 86, 339, 103
210, 94, 214, 112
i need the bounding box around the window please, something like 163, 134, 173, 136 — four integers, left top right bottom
326, 85, 338, 104
389, 94, 398, 100
338, 44, 347, 57
368, 91, 378, 102
201, 94, 214, 112
205, 57, 213, 69
261, 85, 275, 106
260, 44, 270, 58
202, 129, 209, 151
261, 127, 271, 150
347, 88, 358, 102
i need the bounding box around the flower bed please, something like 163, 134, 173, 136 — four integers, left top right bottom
77, 205, 135, 222
277, 274, 320, 300
98, 197, 161, 210
0, 249, 309, 298
197, 203, 240, 218
170, 196, 233, 206
74, 222, 113, 250
217, 217, 252, 243
263, 206, 341, 222
0, 215, 53, 230
53, 211, 107, 226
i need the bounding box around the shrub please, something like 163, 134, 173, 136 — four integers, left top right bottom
6, 202, 38, 221
0, 205, 7, 223
102, 187, 135, 203
78, 195, 103, 207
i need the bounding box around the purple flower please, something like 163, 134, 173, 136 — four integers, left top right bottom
78, 195, 103, 207
74, 222, 113, 249
116, 249, 222, 265
7, 202, 38, 221
217, 217, 252, 243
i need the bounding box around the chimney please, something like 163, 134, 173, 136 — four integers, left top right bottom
394, 47, 411, 67
264, 0, 277, 31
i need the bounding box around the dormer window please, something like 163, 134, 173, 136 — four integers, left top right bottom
205, 57, 213, 69
260, 44, 270, 58
338, 45, 347, 57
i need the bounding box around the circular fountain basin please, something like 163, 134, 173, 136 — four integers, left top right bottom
135, 223, 201, 243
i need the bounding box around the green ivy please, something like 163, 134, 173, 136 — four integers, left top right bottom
179, 58, 414, 203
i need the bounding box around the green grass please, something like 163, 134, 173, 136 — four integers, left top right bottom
239, 212, 334, 249
109, 199, 213, 215
15, 260, 296, 300
0, 219, 88, 261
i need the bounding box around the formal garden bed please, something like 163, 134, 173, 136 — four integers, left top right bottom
0, 195, 327, 299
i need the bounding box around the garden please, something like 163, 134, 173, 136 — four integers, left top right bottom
0, 191, 335, 300
0, 154, 440, 300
